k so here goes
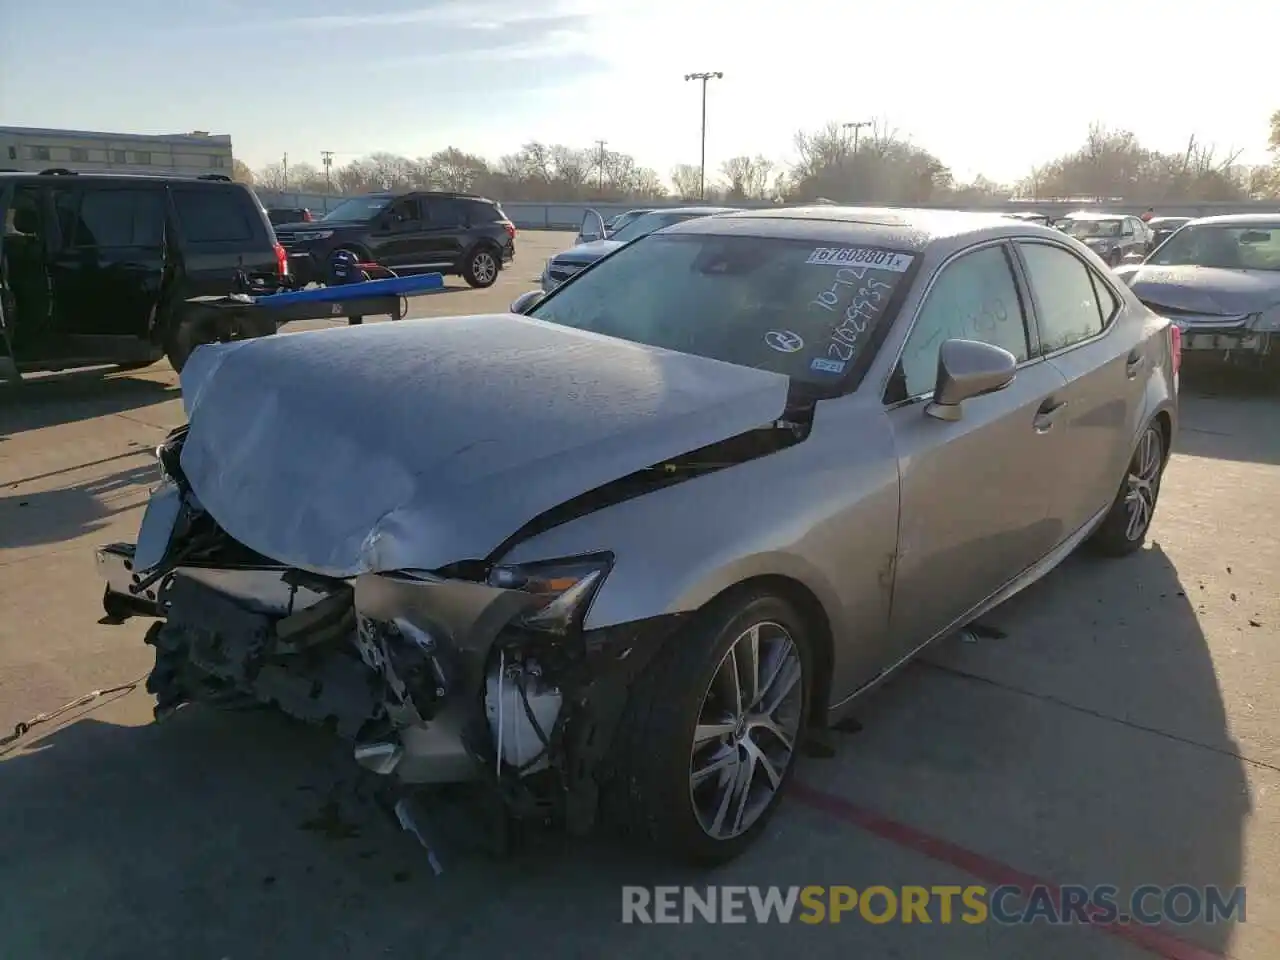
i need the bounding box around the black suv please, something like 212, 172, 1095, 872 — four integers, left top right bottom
1, 170, 286, 379
275, 191, 516, 288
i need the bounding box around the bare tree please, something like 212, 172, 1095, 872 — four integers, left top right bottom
254, 163, 288, 191
671, 164, 703, 198
721, 155, 774, 200
231, 158, 254, 185
786, 120, 951, 204
425, 147, 491, 192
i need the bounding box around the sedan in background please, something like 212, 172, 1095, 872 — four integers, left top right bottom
1114, 214, 1280, 373
267, 207, 313, 226
541, 206, 739, 292
1002, 211, 1052, 226
603, 208, 654, 236
98, 207, 1176, 867
1056, 212, 1151, 265
1146, 216, 1194, 252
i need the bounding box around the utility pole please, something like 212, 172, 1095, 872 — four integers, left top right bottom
321, 150, 334, 193
282, 152, 288, 191
842, 121, 872, 156
594, 139, 607, 193
684, 71, 723, 199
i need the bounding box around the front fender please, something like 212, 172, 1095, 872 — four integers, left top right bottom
496, 398, 901, 704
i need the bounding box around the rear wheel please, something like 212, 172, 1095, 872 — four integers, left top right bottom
163, 311, 276, 374
607, 588, 811, 865
1089, 422, 1165, 556
462, 246, 500, 288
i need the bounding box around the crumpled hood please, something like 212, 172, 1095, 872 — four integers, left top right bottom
552, 238, 624, 266
177, 315, 789, 577
1117, 265, 1280, 316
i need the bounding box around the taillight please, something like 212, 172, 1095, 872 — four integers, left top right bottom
274, 242, 289, 277
1169, 323, 1182, 376
503, 221, 516, 239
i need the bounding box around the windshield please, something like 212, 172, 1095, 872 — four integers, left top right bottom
1060, 218, 1123, 238
527, 233, 918, 388
1146, 223, 1280, 271
610, 210, 706, 243
322, 196, 392, 222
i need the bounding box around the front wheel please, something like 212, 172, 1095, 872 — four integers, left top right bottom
1089, 422, 1165, 556
462, 247, 500, 288
607, 589, 811, 865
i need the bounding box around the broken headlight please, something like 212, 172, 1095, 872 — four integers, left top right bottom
487, 554, 612, 635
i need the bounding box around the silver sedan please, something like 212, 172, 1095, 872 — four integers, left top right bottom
97, 206, 1178, 866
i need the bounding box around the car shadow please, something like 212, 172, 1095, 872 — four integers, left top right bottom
0, 367, 178, 437
0, 461, 158, 549
821, 542, 1249, 958
1175, 380, 1280, 466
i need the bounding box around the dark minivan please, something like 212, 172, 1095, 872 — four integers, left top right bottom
273, 190, 515, 289
0, 170, 287, 379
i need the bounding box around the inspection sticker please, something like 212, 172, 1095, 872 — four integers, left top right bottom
810, 357, 847, 375
806, 247, 914, 272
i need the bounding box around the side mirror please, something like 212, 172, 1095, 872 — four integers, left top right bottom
926, 339, 1017, 422
510, 290, 545, 315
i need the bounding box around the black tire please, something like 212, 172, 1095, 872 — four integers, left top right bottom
1089, 421, 1165, 557
163, 310, 276, 374
462, 246, 500, 288
606, 587, 812, 866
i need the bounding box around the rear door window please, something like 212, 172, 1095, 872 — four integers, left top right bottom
53, 187, 165, 248
171, 187, 256, 243
1017, 242, 1107, 352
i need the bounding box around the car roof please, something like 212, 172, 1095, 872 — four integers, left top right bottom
1184, 213, 1280, 227
667, 205, 1064, 251
0, 170, 239, 185
1059, 211, 1127, 221
649, 206, 741, 215
1148, 216, 1192, 225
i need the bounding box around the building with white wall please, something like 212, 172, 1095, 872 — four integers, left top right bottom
0, 126, 233, 176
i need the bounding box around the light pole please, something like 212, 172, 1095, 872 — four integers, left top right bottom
684, 71, 723, 199
321, 150, 334, 193
594, 139, 607, 193
842, 121, 872, 156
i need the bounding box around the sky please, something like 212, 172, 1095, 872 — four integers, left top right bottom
1, 0, 1277, 186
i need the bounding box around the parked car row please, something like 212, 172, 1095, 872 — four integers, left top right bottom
98, 204, 1178, 868
0, 172, 522, 379
1, 169, 287, 377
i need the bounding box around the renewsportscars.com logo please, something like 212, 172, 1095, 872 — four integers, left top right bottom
621, 884, 1247, 926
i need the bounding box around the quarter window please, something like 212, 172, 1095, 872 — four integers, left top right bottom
172, 188, 254, 242
1018, 243, 1107, 352
896, 244, 1030, 399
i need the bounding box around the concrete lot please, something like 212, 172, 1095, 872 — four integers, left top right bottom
1, 231, 1277, 960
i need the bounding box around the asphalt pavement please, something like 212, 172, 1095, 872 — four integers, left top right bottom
1, 231, 1277, 960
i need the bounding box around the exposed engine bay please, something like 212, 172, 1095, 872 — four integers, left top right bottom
98, 412, 809, 849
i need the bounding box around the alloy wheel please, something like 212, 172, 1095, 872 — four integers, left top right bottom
688, 621, 803, 840
1124, 426, 1163, 541
473, 252, 497, 284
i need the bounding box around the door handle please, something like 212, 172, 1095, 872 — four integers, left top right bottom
1033, 398, 1068, 433
1126, 350, 1145, 378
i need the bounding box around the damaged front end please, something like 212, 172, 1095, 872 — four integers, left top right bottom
98, 425, 686, 834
